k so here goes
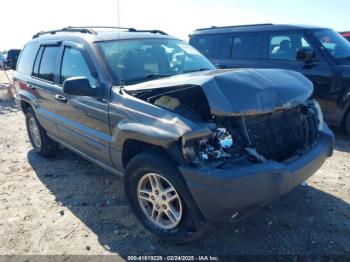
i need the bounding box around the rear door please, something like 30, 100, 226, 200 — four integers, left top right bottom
53, 42, 111, 165
14, 42, 62, 137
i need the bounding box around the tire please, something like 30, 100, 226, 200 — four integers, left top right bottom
25, 108, 58, 157
345, 111, 350, 136
124, 149, 207, 243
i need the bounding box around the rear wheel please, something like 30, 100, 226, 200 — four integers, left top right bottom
124, 150, 207, 243
25, 108, 58, 157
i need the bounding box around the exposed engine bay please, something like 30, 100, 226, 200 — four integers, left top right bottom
127, 84, 322, 167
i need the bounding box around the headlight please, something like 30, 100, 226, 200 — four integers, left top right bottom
312, 100, 324, 131
182, 127, 239, 164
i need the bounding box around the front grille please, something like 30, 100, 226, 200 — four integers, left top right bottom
244, 106, 318, 162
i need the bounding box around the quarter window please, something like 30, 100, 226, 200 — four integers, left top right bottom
269, 33, 313, 61
60, 47, 96, 86
38, 46, 59, 82
17, 43, 39, 75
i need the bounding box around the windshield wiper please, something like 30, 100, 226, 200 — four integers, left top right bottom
121, 73, 174, 85
145, 73, 174, 79
183, 68, 211, 73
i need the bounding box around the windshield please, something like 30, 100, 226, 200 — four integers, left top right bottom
96, 38, 215, 85
313, 29, 350, 59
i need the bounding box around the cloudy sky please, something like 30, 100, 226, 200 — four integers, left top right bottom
1, 0, 349, 50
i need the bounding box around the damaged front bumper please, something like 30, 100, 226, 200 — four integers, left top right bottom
178, 124, 334, 224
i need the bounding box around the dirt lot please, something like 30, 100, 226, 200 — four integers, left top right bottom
0, 72, 349, 259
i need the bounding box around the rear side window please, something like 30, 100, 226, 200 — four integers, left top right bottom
190, 34, 233, 58
231, 34, 263, 59
60, 47, 96, 86
17, 43, 39, 75
38, 46, 59, 82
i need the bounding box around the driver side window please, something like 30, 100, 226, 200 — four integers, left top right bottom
269, 33, 314, 61
60, 47, 96, 87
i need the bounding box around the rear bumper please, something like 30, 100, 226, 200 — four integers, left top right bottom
179, 125, 334, 223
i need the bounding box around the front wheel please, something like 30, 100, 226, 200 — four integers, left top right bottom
124, 150, 207, 243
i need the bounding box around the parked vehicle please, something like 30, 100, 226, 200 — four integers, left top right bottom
0, 53, 6, 69
189, 24, 350, 135
14, 27, 333, 243
6, 49, 21, 70
340, 31, 350, 42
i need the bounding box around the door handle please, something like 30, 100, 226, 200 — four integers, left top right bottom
54, 94, 67, 103
27, 84, 35, 89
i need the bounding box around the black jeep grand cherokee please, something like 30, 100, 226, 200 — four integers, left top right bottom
14, 27, 334, 243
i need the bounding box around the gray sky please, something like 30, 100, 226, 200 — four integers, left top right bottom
1, 0, 349, 50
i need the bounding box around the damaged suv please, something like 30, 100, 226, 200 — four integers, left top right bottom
14, 27, 334, 243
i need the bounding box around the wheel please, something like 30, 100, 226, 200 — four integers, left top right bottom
25, 108, 58, 157
345, 111, 350, 136
124, 150, 207, 243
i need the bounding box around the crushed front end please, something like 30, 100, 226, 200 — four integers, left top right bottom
182, 100, 323, 167
179, 100, 334, 223
125, 69, 334, 224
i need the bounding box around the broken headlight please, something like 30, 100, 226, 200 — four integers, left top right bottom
183, 127, 242, 164
312, 100, 324, 131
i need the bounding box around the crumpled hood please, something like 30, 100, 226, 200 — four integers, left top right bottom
125, 68, 313, 116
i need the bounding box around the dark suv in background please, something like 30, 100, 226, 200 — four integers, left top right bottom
341, 32, 350, 42
5, 49, 21, 69
13, 26, 333, 243
189, 24, 350, 135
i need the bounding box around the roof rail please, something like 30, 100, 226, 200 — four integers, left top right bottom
196, 23, 274, 31
129, 29, 168, 35
32, 26, 168, 39
64, 26, 137, 31
32, 27, 96, 39
64, 27, 167, 34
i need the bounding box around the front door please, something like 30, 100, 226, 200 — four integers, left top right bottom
53, 43, 111, 166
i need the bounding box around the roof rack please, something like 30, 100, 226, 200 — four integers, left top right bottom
32, 26, 167, 38
196, 23, 274, 31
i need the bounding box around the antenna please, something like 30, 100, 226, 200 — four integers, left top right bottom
117, 0, 124, 94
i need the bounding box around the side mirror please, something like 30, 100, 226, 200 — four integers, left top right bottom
63, 77, 100, 97
296, 48, 315, 63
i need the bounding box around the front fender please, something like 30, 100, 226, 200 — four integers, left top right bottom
112, 121, 181, 152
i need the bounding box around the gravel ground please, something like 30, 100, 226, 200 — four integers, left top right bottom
0, 79, 349, 259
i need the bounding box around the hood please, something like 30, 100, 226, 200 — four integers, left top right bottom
124, 68, 313, 116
